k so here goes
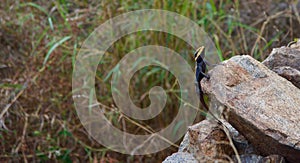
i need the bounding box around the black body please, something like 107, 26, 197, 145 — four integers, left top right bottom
194, 47, 210, 110
194, 47, 223, 125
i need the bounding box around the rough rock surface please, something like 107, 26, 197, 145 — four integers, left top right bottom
263, 46, 300, 88
165, 119, 286, 163
260, 155, 286, 163
201, 55, 300, 162
222, 120, 256, 155
162, 152, 198, 163
179, 120, 233, 162
232, 154, 285, 163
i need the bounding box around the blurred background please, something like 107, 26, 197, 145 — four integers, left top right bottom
0, 0, 299, 162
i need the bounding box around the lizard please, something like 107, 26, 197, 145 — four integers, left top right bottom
194, 46, 210, 111
193, 50, 238, 158
194, 46, 223, 125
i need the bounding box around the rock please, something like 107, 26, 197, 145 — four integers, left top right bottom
259, 155, 286, 163
271, 66, 300, 88
222, 120, 256, 155
262, 47, 300, 88
232, 154, 285, 163
178, 131, 189, 152
201, 55, 300, 162
178, 120, 234, 162
170, 118, 285, 163
162, 152, 198, 163
233, 154, 263, 163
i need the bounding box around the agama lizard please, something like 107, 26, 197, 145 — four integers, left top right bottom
194, 46, 210, 111
194, 47, 224, 125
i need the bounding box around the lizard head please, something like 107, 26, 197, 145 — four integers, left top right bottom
194, 46, 205, 63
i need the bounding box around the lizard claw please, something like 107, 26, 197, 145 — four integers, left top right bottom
206, 75, 210, 80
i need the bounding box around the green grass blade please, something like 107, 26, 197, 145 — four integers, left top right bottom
43, 36, 71, 66
48, 17, 54, 31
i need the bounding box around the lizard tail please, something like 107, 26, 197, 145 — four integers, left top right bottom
198, 83, 223, 125
198, 82, 209, 111
199, 91, 209, 110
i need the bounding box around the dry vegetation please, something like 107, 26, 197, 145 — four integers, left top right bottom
0, 0, 299, 162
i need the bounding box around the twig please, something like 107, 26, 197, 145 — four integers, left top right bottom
14, 113, 28, 161
222, 125, 241, 163
0, 81, 28, 120
250, 11, 287, 56
207, 17, 237, 55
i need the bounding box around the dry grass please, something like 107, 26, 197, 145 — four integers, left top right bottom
0, 0, 299, 162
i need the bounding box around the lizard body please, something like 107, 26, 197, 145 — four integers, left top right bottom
194, 46, 210, 111
194, 47, 223, 125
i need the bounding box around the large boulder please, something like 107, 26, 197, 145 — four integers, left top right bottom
201, 55, 300, 162
262, 46, 300, 88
